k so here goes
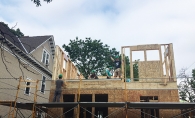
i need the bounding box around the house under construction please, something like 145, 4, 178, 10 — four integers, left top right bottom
47, 43, 188, 118
1, 43, 195, 118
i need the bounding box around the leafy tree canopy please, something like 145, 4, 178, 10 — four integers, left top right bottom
31, 0, 52, 7
0, 22, 24, 37
63, 37, 119, 79
178, 68, 195, 102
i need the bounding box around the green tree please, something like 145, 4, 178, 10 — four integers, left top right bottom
124, 58, 139, 79
99, 55, 139, 79
178, 68, 195, 102
133, 59, 139, 79
10, 28, 24, 37
31, 0, 52, 7
62, 37, 119, 79
0, 22, 24, 37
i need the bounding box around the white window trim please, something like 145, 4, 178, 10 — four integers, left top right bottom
24, 78, 31, 96
41, 48, 50, 65
40, 75, 46, 94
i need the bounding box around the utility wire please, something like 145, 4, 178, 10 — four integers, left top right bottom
0, 80, 49, 100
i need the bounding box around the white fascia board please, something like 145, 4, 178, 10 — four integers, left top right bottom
18, 37, 28, 53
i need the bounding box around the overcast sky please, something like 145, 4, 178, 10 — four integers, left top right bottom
0, 0, 195, 76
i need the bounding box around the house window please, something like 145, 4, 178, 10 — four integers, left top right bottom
42, 49, 50, 65
25, 78, 31, 95
41, 76, 46, 93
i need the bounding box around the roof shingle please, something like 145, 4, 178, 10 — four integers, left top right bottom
19, 36, 52, 53
0, 23, 25, 52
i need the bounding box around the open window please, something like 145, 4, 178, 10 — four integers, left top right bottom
40, 76, 46, 94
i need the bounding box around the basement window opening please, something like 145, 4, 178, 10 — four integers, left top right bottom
63, 94, 75, 118
140, 96, 159, 118
95, 94, 108, 118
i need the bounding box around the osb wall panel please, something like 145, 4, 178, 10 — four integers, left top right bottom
48, 88, 180, 118
65, 80, 178, 90
138, 61, 163, 79
159, 109, 181, 118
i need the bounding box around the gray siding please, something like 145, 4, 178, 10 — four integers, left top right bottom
31, 40, 54, 71
0, 46, 52, 117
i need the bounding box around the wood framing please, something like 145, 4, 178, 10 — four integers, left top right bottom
52, 45, 84, 80
121, 43, 177, 84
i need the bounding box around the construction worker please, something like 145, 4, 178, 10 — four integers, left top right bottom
52, 74, 66, 102
110, 56, 121, 78
88, 70, 98, 79
106, 67, 113, 79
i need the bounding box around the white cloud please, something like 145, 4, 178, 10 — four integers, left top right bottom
0, 0, 195, 75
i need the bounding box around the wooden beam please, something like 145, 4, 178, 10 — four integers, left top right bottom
130, 50, 133, 80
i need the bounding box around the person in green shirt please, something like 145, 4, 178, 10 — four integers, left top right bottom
106, 67, 112, 79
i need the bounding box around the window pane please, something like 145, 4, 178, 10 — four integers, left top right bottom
25, 81, 30, 95
42, 51, 46, 63
46, 54, 49, 64
41, 76, 46, 93
25, 87, 30, 94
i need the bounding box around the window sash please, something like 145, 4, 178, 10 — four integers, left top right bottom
41, 76, 46, 93
42, 50, 50, 64
42, 51, 46, 63
25, 81, 31, 95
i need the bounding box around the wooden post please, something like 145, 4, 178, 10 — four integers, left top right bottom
10, 76, 22, 118
74, 93, 77, 116
121, 47, 124, 80
130, 49, 133, 81
144, 49, 147, 61
32, 80, 39, 118
170, 43, 176, 81
144, 49, 147, 81
125, 103, 128, 118
164, 45, 169, 85
159, 45, 163, 77
124, 48, 126, 80
77, 75, 81, 118
92, 93, 95, 118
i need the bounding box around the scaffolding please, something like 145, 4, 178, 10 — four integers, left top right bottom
0, 76, 39, 118
1, 77, 195, 118
0, 43, 194, 118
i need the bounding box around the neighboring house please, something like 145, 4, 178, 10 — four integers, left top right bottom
0, 22, 55, 117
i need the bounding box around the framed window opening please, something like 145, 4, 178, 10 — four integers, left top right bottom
40, 75, 46, 94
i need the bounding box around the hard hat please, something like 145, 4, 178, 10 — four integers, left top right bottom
59, 74, 63, 78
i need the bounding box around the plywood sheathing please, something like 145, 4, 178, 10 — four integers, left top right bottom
49, 77, 180, 117
121, 43, 177, 84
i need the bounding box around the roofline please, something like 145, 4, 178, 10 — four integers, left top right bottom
3, 45, 52, 79
2, 37, 52, 76
29, 36, 53, 54
18, 37, 28, 53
